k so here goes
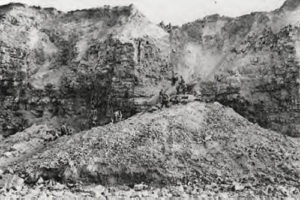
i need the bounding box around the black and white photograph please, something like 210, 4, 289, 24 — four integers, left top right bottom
0, 0, 299, 199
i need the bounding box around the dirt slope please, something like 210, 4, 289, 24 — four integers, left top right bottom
9, 102, 298, 191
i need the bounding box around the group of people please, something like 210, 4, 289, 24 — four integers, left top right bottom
46, 112, 124, 141
89, 74, 187, 125
158, 74, 188, 109
176, 76, 187, 95
45, 124, 73, 142
172, 72, 187, 94
60, 124, 73, 136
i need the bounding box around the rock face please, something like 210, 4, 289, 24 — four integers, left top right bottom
1, 0, 300, 137
0, 3, 170, 136
171, 0, 300, 137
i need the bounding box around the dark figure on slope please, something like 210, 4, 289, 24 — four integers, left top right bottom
159, 90, 170, 109
111, 110, 123, 123
176, 76, 187, 94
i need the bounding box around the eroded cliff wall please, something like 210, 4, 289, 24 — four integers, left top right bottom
171, 1, 300, 136
2, 0, 300, 137
0, 4, 171, 136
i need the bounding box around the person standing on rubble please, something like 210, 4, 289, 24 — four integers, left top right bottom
60, 124, 68, 136
171, 71, 179, 86
60, 123, 73, 136
177, 76, 187, 94
111, 110, 122, 123
159, 90, 170, 109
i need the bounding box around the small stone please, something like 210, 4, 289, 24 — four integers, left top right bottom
277, 186, 289, 197
4, 168, 14, 175
117, 185, 131, 191
3, 152, 14, 159
82, 185, 106, 198
52, 182, 66, 190
134, 183, 147, 191
51, 191, 64, 197
233, 182, 244, 191
36, 177, 44, 185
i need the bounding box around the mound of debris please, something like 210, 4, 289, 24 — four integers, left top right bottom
9, 102, 298, 194
0, 124, 72, 170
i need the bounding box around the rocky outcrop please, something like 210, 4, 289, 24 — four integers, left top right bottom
0, 3, 170, 136
212, 26, 300, 137
171, 1, 300, 137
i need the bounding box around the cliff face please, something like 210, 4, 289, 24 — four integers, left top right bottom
0, 4, 171, 136
1, 0, 300, 137
171, 1, 300, 137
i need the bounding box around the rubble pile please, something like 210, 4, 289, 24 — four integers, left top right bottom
6, 102, 298, 198
0, 124, 60, 168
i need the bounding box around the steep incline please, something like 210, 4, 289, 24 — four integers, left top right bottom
0, 4, 171, 136
12, 102, 299, 190
171, 0, 300, 136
